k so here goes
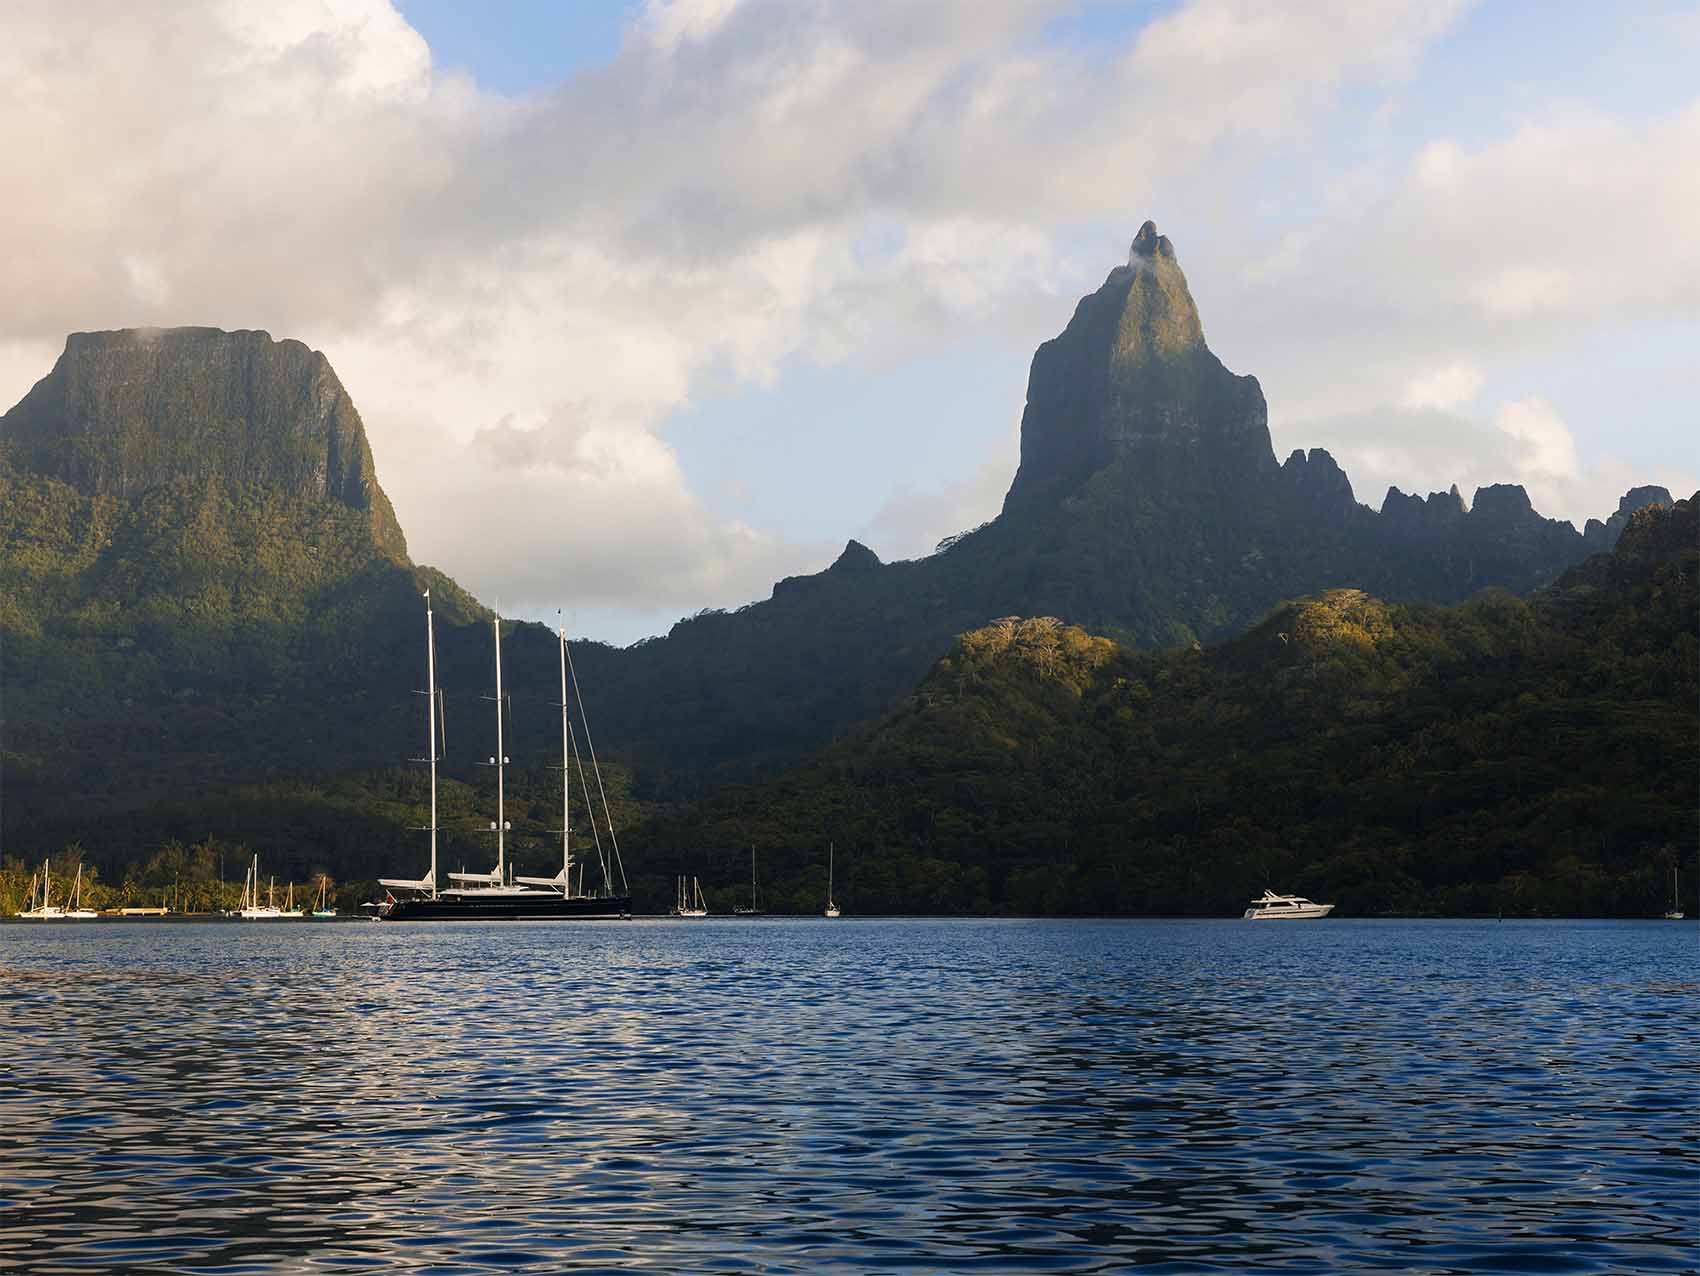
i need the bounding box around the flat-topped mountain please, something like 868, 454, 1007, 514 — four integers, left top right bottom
4, 327, 405, 558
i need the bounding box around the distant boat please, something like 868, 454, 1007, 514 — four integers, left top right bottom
376, 596, 633, 921
1243, 890, 1333, 920
824, 842, 840, 918
238, 855, 286, 920
311, 878, 337, 919
733, 846, 763, 915
672, 875, 708, 917
20, 861, 65, 920
66, 865, 99, 920
1664, 866, 1685, 921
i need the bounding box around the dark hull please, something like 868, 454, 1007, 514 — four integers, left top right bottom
379, 895, 632, 922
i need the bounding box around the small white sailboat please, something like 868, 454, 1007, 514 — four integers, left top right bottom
1243, 889, 1333, 920
20, 861, 65, 920
66, 865, 99, 920
824, 842, 840, 918
671, 875, 708, 917
238, 855, 286, 920
1664, 866, 1685, 921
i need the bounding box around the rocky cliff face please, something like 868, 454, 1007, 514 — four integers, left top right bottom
1004, 221, 1270, 512
2, 327, 406, 559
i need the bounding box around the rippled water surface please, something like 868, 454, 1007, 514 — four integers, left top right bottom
2, 918, 1695, 1274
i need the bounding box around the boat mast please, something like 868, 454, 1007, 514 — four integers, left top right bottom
426, 592, 440, 898
559, 620, 572, 895
493, 611, 507, 886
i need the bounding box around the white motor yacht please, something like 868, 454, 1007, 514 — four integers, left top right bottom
1243, 890, 1334, 920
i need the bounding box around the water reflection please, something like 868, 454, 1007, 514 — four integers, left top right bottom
0, 919, 1694, 1273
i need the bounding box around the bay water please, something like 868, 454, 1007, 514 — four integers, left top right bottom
2, 918, 1695, 1273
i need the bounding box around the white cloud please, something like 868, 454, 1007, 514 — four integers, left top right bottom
1400, 362, 1483, 412
1298, 397, 1696, 532
1, 0, 1481, 639
1494, 396, 1579, 482
13, 0, 1693, 643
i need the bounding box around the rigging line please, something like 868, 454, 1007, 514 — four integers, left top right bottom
563, 640, 628, 894
568, 719, 611, 896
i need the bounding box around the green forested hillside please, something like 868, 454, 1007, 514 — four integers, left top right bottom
632, 497, 1698, 917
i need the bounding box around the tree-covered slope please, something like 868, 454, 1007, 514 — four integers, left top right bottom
634, 496, 1698, 917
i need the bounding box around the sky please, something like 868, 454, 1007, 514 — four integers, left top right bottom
2, 0, 1696, 644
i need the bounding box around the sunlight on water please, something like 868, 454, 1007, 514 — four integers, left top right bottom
1, 919, 1695, 1273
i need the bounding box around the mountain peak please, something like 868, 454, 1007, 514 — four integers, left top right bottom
1003, 221, 1269, 513
829, 539, 882, 574
1129, 219, 1176, 264
2, 326, 406, 559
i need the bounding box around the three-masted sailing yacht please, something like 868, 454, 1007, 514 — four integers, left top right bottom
375, 597, 632, 921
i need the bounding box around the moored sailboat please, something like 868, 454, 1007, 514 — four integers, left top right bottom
824, 842, 840, 918
1664, 866, 1685, 921
20, 861, 65, 920
376, 597, 632, 921
66, 865, 99, 920
238, 855, 286, 920
671, 876, 708, 917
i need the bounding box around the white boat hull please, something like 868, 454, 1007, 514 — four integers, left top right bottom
1244, 903, 1334, 920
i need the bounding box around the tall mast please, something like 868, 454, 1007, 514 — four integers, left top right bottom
493, 611, 506, 885
425, 592, 439, 898
559, 620, 572, 894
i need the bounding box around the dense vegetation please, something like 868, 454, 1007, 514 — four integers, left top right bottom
633, 498, 1698, 917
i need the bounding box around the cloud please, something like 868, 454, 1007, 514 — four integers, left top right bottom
1494, 397, 1578, 482
1298, 396, 1696, 531
1400, 362, 1483, 412
1, 0, 1484, 640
